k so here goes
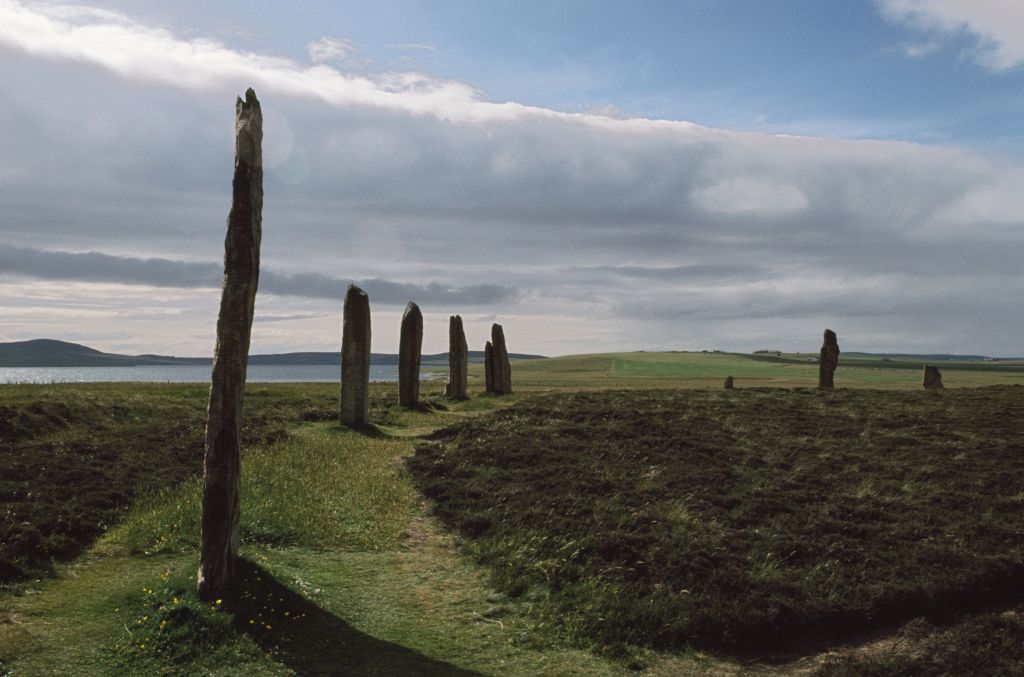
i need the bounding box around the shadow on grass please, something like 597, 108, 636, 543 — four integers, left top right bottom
226, 559, 483, 676
402, 400, 450, 414
334, 422, 392, 438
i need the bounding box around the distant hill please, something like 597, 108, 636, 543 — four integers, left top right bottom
0, 339, 195, 367
0, 339, 546, 368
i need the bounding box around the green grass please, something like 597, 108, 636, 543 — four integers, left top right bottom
407, 386, 1024, 657
1, 391, 702, 676
502, 351, 1024, 390
0, 382, 347, 582
0, 381, 474, 582
0, 553, 284, 675
2, 544, 692, 676
4, 355, 1024, 674
100, 425, 418, 555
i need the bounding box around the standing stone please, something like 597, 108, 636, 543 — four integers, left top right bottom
923, 365, 944, 389
490, 323, 513, 395
198, 88, 262, 601
340, 285, 371, 426
724, 376, 734, 389
484, 341, 494, 393
445, 315, 468, 399
398, 302, 423, 408
818, 329, 840, 390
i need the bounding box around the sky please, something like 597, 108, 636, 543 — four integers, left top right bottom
1, 0, 1022, 357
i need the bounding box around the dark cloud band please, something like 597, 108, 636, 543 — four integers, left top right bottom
0, 244, 515, 306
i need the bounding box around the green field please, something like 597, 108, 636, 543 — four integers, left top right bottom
2, 352, 1023, 675
502, 351, 1024, 390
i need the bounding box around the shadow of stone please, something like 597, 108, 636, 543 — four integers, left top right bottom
408, 400, 450, 413
226, 559, 485, 676
336, 422, 390, 438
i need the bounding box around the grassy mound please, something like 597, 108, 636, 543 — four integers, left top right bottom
407, 386, 1024, 655
0, 383, 339, 582
100, 426, 416, 555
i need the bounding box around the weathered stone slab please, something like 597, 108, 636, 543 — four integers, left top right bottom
399, 302, 423, 408
923, 365, 944, 389
340, 285, 371, 426
724, 376, 734, 389
818, 329, 839, 390
445, 315, 468, 399
490, 323, 512, 395
199, 88, 262, 600
484, 341, 494, 393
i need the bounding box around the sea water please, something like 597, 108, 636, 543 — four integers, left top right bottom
0, 364, 442, 384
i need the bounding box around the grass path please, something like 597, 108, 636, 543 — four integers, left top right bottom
0, 405, 727, 675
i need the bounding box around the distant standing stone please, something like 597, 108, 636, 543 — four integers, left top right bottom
724, 376, 734, 389
399, 302, 423, 408
819, 329, 840, 390
340, 285, 371, 426
199, 88, 262, 601
445, 315, 468, 399
923, 365, 944, 389
490, 323, 513, 395
484, 341, 494, 393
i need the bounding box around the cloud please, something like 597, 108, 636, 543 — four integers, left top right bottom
933, 169, 1024, 228
0, 0, 630, 126
261, 273, 515, 306
254, 313, 325, 323
386, 43, 436, 52
901, 40, 941, 58
694, 176, 809, 215
31, 3, 132, 25
0, 1, 1022, 356
306, 36, 357, 64
877, 0, 1024, 70
565, 264, 768, 282
0, 244, 221, 287
612, 273, 1019, 323
0, 245, 516, 305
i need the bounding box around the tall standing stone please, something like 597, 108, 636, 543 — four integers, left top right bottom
923, 365, 944, 389
724, 376, 734, 390
484, 341, 494, 393
399, 302, 423, 408
490, 323, 513, 395
445, 315, 468, 399
818, 329, 839, 390
340, 285, 371, 426
198, 88, 262, 600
